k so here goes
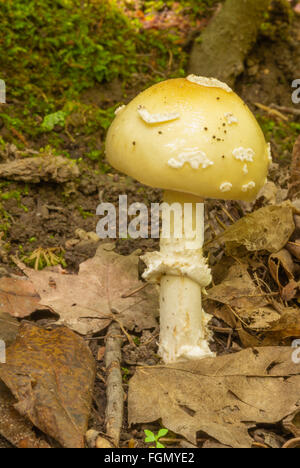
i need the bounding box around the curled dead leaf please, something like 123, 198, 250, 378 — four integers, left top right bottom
268, 249, 295, 291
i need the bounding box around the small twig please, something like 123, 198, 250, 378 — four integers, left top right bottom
210, 326, 233, 334
121, 283, 149, 298
113, 316, 136, 347
252, 442, 269, 449
227, 305, 250, 328
143, 332, 159, 346
215, 215, 227, 231
220, 205, 236, 224
105, 323, 124, 448
287, 241, 300, 247
271, 104, 300, 117
254, 102, 289, 121
226, 331, 233, 349
9, 126, 29, 146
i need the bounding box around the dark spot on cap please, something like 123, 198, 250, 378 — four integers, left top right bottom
158, 131, 163, 135
217, 97, 220, 100
222, 123, 226, 127
204, 127, 208, 131
217, 138, 221, 142
213, 136, 216, 139
133, 141, 136, 145
222, 155, 225, 159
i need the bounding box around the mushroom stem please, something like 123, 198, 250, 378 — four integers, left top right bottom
142, 191, 215, 363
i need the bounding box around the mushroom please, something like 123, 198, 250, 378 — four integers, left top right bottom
105, 76, 270, 363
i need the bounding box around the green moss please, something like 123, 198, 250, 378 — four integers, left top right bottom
258, 115, 299, 160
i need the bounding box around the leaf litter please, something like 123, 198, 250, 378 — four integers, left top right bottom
1, 194, 300, 447
129, 347, 300, 448
129, 195, 300, 448
13, 243, 158, 335
0, 323, 95, 448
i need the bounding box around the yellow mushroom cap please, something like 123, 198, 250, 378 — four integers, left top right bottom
105, 76, 270, 202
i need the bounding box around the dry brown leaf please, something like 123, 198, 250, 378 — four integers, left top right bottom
283, 410, 300, 438
129, 347, 300, 448
266, 307, 300, 340
252, 429, 283, 449
16, 243, 158, 335
268, 249, 295, 289
218, 202, 295, 255
256, 181, 288, 206
238, 306, 281, 330
281, 280, 300, 302
0, 381, 49, 448
0, 277, 41, 318
207, 263, 268, 309
238, 306, 300, 347
238, 327, 262, 348
202, 440, 231, 448
0, 323, 95, 448
286, 240, 300, 261
206, 303, 237, 329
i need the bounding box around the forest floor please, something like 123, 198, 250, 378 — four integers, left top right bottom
0, 0, 300, 449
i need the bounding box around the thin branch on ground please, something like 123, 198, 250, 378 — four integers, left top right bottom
104, 322, 124, 448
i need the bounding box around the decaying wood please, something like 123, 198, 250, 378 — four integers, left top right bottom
288, 136, 300, 199
189, 0, 271, 86
0, 156, 79, 183
105, 322, 124, 447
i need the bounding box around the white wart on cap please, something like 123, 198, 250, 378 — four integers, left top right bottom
106, 76, 270, 202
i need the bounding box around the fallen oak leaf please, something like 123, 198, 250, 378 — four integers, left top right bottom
0, 323, 96, 448
129, 347, 300, 448
15, 244, 158, 335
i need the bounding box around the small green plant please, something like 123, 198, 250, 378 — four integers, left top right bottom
41, 111, 67, 132
144, 429, 168, 448
22, 247, 67, 270
77, 206, 94, 220
133, 336, 140, 346
121, 367, 130, 382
